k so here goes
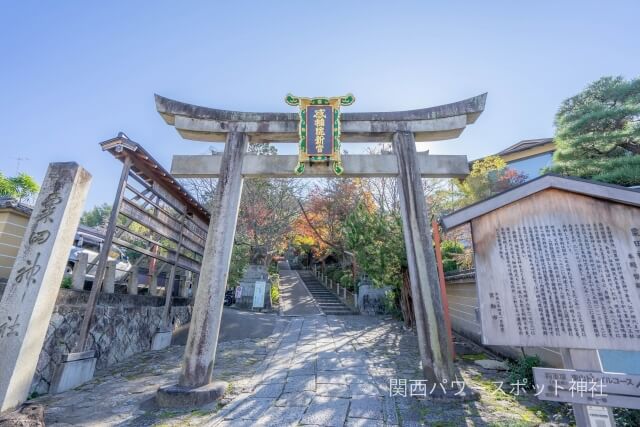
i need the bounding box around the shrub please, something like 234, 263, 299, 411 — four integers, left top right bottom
269, 273, 280, 304
61, 277, 72, 289
338, 272, 354, 291
441, 240, 465, 272
327, 267, 344, 283
268, 261, 278, 276
614, 408, 640, 426
507, 355, 541, 390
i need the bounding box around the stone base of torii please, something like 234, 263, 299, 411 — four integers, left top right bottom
153, 93, 487, 406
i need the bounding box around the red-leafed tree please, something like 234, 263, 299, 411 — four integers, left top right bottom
293, 179, 373, 260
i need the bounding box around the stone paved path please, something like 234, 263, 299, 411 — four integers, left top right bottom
196, 316, 564, 426
34, 315, 567, 426
278, 262, 322, 316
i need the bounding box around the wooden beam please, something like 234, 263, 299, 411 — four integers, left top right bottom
75, 157, 131, 353
171, 153, 470, 179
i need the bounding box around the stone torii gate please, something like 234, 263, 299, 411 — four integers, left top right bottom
154, 93, 487, 406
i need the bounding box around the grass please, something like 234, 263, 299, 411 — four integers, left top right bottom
157, 410, 180, 419
460, 353, 488, 361
487, 422, 537, 427
189, 409, 211, 417
472, 376, 517, 403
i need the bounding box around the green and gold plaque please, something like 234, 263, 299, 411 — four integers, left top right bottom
285, 93, 355, 175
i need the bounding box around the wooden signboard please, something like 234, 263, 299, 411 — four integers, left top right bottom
533, 367, 640, 409
441, 176, 640, 424
252, 280, 266, 309
285, 94, 355, 176
471, 189, 640, 350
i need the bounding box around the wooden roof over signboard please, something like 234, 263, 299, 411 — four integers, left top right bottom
99, 133, 210, 224
441, 174, 640, 230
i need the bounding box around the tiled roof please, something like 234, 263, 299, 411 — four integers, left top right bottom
442, 174, 640, 230
497, 138, 554, 156
0, 197, 33, 216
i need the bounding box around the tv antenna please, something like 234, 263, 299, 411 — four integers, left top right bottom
14, 157, 30, 174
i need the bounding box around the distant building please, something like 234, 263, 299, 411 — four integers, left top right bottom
445, 138, 557, 252
0, 198, 32, 283
496, 137, 555, 179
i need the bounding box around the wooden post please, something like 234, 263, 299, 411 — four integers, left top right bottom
161, 213, 187, 326
149, 268, 160, 296
74, 156, 132, 352
561, 349, 616, 427
71, 252, 88, 291
160, 131, 246, 403
393, 131, 455, 384
432, 219, 455, 359
0, 163, 91, 411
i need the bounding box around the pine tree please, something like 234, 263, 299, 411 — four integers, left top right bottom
549, 76, 640, 186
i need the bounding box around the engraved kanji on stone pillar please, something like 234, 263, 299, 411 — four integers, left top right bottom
0, 162, 92, 411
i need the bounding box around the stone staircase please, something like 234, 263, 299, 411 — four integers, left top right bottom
297, 270, 355, 315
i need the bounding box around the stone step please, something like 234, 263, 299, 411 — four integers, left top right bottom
297, 271, 356, 316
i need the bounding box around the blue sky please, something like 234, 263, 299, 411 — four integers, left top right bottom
1, 1, 639, 208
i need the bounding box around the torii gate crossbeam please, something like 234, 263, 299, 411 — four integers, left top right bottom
154, 93, 487, 407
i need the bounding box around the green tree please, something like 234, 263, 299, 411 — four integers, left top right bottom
0, 172, 39, 204
227, 242, 250, 288
80, 203, 112, 228
455, 156, 527, 205
344, 203, 405, 290
548, 76, 640, 186
0, 173, 13, 197
344, 203, 415, 326
440, 240, 464, 272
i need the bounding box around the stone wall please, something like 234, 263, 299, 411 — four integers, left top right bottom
357, 285, 393, 315
0, 284, 191, 396
236, 264, 271, 310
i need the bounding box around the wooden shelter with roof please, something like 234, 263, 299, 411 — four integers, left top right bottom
74, 132, 211, 356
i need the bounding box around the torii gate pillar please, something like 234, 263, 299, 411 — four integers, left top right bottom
394, 131, 455, 384
157, 131, 247, 407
